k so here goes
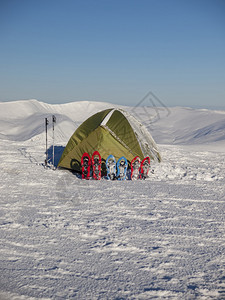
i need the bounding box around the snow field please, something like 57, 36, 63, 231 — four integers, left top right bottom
0, 137, 225, 299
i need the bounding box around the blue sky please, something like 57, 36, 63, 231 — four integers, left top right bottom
1, 0, 225, 108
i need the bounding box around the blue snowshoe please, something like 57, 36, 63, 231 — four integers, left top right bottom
106, 155, 116, 180
116, 156, 128, 180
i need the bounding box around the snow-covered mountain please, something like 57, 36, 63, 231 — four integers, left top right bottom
0, 99, 115, 142
1, 99, 225, 147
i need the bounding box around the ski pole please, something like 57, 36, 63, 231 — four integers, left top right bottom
45, 117, 49, 166
52, 115, 56, 167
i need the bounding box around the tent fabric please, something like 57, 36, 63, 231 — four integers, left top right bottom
58, 108, 161, 172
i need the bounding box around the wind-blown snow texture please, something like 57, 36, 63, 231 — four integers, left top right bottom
0, 100, 225, 299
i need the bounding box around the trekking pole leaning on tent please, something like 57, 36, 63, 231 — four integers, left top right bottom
52, 115, 56, 169
45, 117, 49, 166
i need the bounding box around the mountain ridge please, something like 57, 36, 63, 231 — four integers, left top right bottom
0, 99, 225, 146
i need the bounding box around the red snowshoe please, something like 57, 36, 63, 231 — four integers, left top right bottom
140, 157, 150, 180
81, 153, 91, 180
92, 151, 101, 180
131, 156, 141, 180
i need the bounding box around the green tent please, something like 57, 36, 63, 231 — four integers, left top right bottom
58, 108, 161, 172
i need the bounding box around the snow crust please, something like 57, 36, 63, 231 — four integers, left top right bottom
0, 99, 225, 299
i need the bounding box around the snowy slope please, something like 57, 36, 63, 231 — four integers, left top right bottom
0, 100, 117, 142
128, 105, 225, 146
0, 100, 225, 300
1, 99, 225, 146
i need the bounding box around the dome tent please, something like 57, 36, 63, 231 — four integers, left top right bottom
58, 108, 161, 172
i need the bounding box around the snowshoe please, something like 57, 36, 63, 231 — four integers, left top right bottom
106, 155, 116, 180
116, 156, 128, 180
140, 157, 150, 180
131, 156, 141, 180
81, 153, 91, 180
92, 151, 101, 180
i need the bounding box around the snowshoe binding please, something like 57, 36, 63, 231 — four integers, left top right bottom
140, 157, 150, 180
81, 153, 91, 180
106, 155, 116, 180
116, 156, 128, 180
131, 156, 141, 180
92, 151, 101, 180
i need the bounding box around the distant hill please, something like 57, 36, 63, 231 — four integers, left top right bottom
0, 99, 225, 146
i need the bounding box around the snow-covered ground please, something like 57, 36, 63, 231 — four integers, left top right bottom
0, 100, 225, 299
